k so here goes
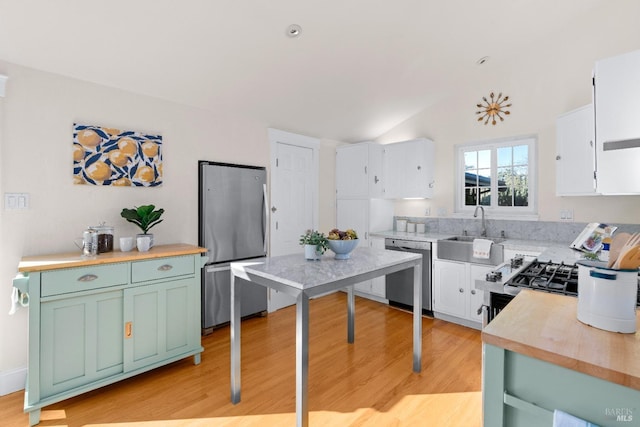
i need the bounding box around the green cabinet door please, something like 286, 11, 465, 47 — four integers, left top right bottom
40, 290, 124, 398
123, 278, 199, 372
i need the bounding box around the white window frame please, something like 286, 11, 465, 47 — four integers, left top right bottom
455, 135, 538, 219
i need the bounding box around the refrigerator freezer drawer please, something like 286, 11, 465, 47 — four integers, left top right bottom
202, 263, 267, 332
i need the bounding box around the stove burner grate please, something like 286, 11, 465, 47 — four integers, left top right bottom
505, 260, 579, 296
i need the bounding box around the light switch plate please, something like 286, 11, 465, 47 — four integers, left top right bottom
4, 193, 29, 210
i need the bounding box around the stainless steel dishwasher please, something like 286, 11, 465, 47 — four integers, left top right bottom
385, 238, 432, 315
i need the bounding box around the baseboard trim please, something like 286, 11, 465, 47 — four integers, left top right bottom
0, 367, 26, 396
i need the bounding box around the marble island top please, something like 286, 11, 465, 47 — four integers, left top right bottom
231, 247, 420, 291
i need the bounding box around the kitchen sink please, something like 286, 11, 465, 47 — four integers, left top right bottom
436, 236, 504, 265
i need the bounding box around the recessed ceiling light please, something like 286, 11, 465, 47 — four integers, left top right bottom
476, 56, 490, 65
286, 24, 302, 38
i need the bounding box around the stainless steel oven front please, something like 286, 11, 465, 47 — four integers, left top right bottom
384, 238, 432, 315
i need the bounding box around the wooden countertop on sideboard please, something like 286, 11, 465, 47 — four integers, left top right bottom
18, 243, 207, 272
482, 289, 640, 391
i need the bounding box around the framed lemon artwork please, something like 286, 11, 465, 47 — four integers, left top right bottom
73, 123, 163, 187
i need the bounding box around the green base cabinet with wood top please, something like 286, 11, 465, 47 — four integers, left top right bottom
482, 290, 640, 427
12, 244, 208, 426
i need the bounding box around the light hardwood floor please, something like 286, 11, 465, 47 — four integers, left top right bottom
0, 292, 482, 426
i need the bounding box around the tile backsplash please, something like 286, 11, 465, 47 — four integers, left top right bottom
393, 217, 640, 244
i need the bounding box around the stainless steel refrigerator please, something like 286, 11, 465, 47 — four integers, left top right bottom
198, 161, 268, 334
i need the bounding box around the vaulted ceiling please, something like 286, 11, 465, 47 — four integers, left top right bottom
0, 0, 631, 142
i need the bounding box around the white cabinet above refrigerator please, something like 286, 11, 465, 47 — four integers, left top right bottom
594, 49, 640, 195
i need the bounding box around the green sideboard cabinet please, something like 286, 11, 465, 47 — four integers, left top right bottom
12, 244, 207, 426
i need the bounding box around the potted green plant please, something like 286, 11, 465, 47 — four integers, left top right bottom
120, 204, 164, 248
299, 229, 328, 260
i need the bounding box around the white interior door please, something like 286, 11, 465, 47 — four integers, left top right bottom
268, 129, 319, 311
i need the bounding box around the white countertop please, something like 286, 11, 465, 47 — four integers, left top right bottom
371, 230, 584, 265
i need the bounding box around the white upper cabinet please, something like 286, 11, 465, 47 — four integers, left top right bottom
555, 104, 598, 196
336, 142, 384, 198
383, 138, 435, 199
594, 49, 640, 194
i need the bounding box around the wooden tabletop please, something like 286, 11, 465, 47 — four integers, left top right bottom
482, 290, 640, 391
18, 243, 207, 272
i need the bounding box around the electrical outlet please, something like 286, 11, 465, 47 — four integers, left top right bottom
425, 207, 431, 216
560, 209, 574, 221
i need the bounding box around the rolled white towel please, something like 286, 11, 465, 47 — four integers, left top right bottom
553, 409, 599, 427
9, 287, 19, 315
473, 238, 493, 259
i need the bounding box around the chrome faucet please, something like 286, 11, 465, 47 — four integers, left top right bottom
473, 206, 487, 237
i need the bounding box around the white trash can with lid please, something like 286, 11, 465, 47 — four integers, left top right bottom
576, 260, 637, 333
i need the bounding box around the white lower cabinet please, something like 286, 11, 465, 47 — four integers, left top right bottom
433, 259, 494, 327
336, 199, 393, 302
432, 260, 466, 318
352, 237, 387, 300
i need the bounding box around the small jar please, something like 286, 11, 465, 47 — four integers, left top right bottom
90, 223, 114, 254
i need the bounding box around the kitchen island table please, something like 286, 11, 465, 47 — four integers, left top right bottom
230, 247, 422, 427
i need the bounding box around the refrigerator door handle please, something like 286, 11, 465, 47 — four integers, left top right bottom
205, 264, 230, 273
263, 183, 269, 255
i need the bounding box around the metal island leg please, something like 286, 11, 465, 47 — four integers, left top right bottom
413, 263, 422, 373
347, 285, 355, 343
230, 271, 241, 404
296, 291, 310, 427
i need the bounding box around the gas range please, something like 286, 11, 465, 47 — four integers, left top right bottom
504, 260, 579, 296
476, 256, 640, 324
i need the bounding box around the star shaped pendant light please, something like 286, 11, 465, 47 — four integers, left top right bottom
476, 92, 512, 125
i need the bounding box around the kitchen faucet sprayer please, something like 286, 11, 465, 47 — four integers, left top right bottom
474, 206, 487, 237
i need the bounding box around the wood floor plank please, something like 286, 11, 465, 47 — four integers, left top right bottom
0, 292, 482, 426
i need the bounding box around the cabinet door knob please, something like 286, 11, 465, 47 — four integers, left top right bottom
158, 264, 173, 271
471, 289, 476, 295
78, 274, 98, 282
556, 155, 561, 160
459, 288, 464, 293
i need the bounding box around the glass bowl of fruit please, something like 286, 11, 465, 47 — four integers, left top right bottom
327, 229, 359, 259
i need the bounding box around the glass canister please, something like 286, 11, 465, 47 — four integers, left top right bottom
90, 223, 114, 254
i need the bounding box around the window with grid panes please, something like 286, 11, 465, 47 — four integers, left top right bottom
457, 136, 536, 214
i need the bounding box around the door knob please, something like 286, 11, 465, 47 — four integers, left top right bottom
271, 206, 277, 213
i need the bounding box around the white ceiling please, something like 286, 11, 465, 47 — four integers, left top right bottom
0, 0, 622, 142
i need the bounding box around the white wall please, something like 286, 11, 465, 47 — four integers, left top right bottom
378, 1, 640, 224
0, 62, 338, 393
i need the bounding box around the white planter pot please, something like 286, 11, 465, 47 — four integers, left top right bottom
304, 244, 322, 261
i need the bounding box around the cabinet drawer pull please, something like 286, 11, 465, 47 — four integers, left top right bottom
78, 274, 98, 282
158, 264, 173, 271
125, 321, 133, 339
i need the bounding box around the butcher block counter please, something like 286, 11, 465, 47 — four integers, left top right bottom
482, 290, 640, 426
17, 243, 207, 272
